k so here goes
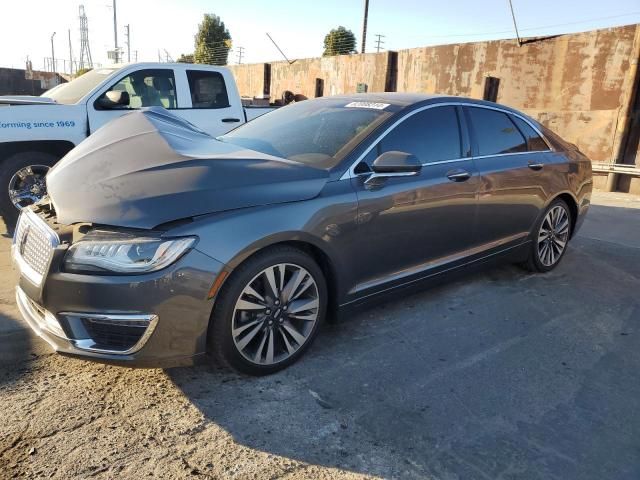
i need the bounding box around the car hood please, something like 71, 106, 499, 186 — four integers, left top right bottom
0, 95, 57, 105
47, 108, 329, 229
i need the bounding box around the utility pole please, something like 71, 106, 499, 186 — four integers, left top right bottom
68, 29, 73, 75
374, 34, 385, 53
50, 32, 57, 77
112, 0, 119, 62
361, 0, 369, 53
507, 0, 522, 47
236, 46, 244, 64
125, 24, 130, 62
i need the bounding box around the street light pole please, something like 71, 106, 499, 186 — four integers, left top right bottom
50, 32, 57, 79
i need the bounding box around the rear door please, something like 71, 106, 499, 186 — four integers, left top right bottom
176, 68, 246, 137
350, 105, 480, 294
465, 105, 552, 249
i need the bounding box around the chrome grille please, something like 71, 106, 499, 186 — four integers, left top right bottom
12, 209, 59, 286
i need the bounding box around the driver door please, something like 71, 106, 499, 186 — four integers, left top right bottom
350, 105, 480, 295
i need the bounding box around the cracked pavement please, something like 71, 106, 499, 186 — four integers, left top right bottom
1, 191, 639, 479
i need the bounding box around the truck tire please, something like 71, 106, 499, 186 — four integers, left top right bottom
0, 151, 58, 230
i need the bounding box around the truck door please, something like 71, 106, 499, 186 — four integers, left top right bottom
87, 67, 179, 133
175, 69, 246, 137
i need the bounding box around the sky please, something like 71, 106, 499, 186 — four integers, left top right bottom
1, 0, 639, 71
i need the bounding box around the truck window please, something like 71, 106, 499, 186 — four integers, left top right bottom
187, 70, 230, 109
105, 69, 177, 109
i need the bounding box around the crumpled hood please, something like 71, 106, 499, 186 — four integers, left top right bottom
47, 108, 329, 229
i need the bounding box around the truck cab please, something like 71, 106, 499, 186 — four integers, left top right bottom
0, 63, 273, 226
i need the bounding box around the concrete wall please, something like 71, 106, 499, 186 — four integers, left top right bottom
226, 63, 269, 98
269, 52, 393, 100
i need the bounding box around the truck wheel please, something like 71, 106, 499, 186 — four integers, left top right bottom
0, 152, 58, 229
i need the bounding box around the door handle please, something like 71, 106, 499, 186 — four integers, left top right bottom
446, 169, 471, 182
221, 118, 241, 123
528, 162, 544, 171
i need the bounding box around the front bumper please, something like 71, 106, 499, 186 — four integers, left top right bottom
12, 213, 226, 368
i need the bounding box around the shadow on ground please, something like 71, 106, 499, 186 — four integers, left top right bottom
167, 204, 640, 478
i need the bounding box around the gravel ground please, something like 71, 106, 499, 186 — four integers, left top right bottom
1, 191, 639, 479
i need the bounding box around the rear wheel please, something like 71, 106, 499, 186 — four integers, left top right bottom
0, 152, 58, 229
209, 246, 327, 375
523, 198, 572, 272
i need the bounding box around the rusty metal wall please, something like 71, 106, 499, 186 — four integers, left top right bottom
227, 24, 640, 179
395, 25, 640, 163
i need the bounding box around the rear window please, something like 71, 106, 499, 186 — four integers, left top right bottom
187, 70, 230, 109
467, 107, 527, 156
511, 115, 549, 152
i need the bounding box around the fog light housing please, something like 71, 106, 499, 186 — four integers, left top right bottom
58, 312, 159, 354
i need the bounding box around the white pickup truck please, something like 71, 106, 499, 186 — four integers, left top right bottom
0, 62, 274, 225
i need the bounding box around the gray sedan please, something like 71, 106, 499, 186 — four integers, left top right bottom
12, 94, 592, 375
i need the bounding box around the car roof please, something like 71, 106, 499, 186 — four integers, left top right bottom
311, 92, 522, 114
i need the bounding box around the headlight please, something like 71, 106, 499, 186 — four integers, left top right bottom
64, 230, 196, 274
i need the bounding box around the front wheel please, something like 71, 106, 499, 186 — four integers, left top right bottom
523, 199, 572, 272
0, 151, 58, 229
209, 246, 327, 375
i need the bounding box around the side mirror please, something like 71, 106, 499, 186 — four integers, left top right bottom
96, 90, 130, 109
371, 151, 422, 174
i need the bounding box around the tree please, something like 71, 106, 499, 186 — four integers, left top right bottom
75, 67, 92, 77
177, 53, 195, 63
194, 14, 232, 65
323, 26, 357, 56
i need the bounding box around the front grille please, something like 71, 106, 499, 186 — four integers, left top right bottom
13, 209, 60, 285
81, 318, 148, 352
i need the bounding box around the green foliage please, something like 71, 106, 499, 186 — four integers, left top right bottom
177, 53, 195, 64
194, 14, 232, 65
75, 67, 92, 77
323, 26, 357, 56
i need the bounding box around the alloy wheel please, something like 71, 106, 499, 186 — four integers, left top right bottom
537, 205, 570, 267
231, 263, 320, 365
8, 165, 50, 209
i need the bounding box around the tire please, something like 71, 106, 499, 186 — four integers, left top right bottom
0, 151, 58, 230
522, 198, 572, 273
209, 245, 327, 375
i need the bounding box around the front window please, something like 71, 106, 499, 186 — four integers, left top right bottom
101, 69, 177, 109
219, 99, 394, 169
46, 68, 119, 104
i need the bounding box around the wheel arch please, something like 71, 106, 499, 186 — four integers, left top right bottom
0, 140, 76, 163
548, 191, 579, 239
215, 235, 341, 322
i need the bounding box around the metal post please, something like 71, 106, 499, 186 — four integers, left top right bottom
68, 29, 73, 75
50, 32, 57, 79
125, 24, 130, 62
113, 0, 119, 63
508, 0, 522, 46
361, 0, 369, 53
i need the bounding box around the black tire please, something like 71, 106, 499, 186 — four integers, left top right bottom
522, 198, 572, 273
0, 151, 58, 230
208, 245, 327, 375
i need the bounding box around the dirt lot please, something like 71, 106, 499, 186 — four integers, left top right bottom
1, 191, 639, 479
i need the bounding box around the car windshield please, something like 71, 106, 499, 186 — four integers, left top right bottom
45, 68, 119, 105
219, 99, 393, 169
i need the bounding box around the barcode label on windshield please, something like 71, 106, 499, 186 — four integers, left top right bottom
345, 102, 390, 110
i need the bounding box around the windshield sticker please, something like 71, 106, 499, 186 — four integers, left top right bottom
345, 101, 390, 110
